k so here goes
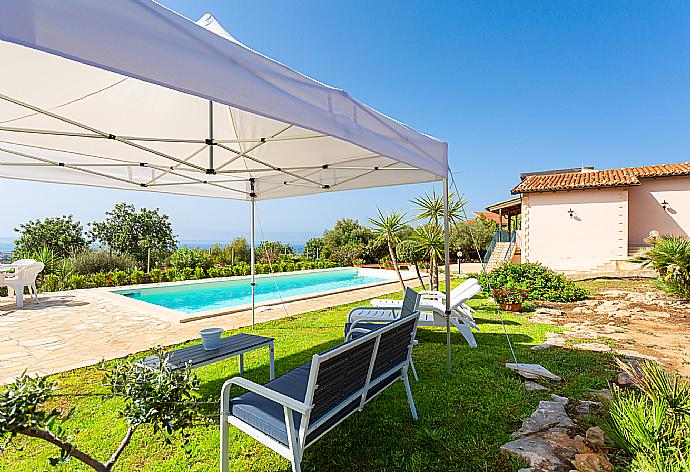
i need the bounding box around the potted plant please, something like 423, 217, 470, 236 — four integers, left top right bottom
353, 258, 366, 268
200, 327, 223, 350
493, 286, 527, 312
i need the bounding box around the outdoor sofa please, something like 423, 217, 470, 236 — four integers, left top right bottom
220, 311, 420, 472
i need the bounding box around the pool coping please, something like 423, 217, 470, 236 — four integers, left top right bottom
96, 267, 416, 323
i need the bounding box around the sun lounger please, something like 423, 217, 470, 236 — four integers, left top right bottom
370, 282, 482, 348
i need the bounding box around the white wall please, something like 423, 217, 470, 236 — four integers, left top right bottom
628, 176, 690, 245
522, 189, 628, 271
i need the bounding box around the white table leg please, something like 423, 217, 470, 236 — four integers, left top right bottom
269, 342, 275, 380
239, 353, 244, 374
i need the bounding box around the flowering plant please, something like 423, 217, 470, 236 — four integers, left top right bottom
493, 286, 527, 304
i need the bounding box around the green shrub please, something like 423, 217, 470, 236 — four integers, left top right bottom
67, 274, 87, 290
179, 267, 194, 281
41, 274, 61, 292
192, 267, 205, 280
87, 272, 108, 288
130, 269, 146, 285
111, 270, 130, 287
149, 268, 163, 283
633, 234, 690, 299
169, 247, 212, 271
207, 267, 222, 278
165, 268, 178, 282
68, 250, 138, 275
606, 360, 690, 471
477, 263, 587, 302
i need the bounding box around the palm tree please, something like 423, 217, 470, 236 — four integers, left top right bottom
368, 209, 408, 290
410, 189, 466, 226
411, 189, 466, 287
412, 223, 445, 290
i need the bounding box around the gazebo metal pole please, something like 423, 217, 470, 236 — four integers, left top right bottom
443, 177, 452, 373
250, 194, 256, 329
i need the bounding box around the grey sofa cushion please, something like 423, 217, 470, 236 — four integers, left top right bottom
230, 361, 369, 447
231, 362, 311, 445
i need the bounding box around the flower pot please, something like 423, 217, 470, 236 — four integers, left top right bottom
499, 303, 522, 312
200, 327, 223, 350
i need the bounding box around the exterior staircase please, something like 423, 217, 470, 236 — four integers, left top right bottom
486, 242, 516, 270
483, 230, 517, 271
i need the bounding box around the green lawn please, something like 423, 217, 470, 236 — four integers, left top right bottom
0, 283, 618, 471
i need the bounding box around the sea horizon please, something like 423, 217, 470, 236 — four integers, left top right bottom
0, 236, 308, 254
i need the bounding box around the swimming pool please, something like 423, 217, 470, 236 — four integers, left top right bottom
113, 268, 393, 315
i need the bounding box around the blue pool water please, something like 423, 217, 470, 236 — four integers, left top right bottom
114, 268, 390, 314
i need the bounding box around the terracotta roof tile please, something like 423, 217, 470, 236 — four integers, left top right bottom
512, 162, 690, 194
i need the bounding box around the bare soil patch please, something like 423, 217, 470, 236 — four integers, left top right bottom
529, 279, 690, 376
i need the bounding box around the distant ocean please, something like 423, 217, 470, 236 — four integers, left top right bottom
180, 240, 306, 253
0, 237, 307, 254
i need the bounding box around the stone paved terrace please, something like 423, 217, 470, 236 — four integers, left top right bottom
0, 278, 417, 384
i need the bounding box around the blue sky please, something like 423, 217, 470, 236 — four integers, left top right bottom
2, 0, 689, 243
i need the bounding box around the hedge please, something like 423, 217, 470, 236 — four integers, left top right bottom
38, 261, 338, 292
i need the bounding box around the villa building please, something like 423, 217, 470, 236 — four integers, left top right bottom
485, 162, 690, 273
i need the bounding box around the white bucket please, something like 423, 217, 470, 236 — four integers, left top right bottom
200, 327, 223, 351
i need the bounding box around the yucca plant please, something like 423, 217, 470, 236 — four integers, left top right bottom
412, 223, 445, 290
633, 235, 690, 298
606, 360, 690, 471
368, 209, 408, 290
410, 189, 465, 289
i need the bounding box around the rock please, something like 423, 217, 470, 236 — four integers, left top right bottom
532, 343, 555, 351
616, 349, 657, 361
589, 388, 612, 402
574, 435, 594, 454
545, 430, 579, 457
585, 426, 608, 449
536, 308, 565, 316
551, 394, 569, 404
525, 381, 548, 391
571, 452, 613, 472
545, 333, 567, 346
507, 363, 562, 381
502, 436, 567, 471
515, 396, 574, 436
572, 306, 593, 315
575, 400, 603, 416
599, 290, 627, 298
572, 342, 611, 352
616, 372, 634, 386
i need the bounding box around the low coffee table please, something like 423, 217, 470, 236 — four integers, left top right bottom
139, 333, 275, 380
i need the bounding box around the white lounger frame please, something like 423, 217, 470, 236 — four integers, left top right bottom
368, 282, 482, 348
220, 314, 420, 472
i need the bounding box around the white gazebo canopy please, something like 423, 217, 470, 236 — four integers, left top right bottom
0, 2, 447, 199
0, 0, 455, 371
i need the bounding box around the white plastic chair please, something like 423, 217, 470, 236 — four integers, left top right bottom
0, 262, 44, 308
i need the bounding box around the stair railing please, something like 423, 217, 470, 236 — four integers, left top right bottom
483, 230, 517, 265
